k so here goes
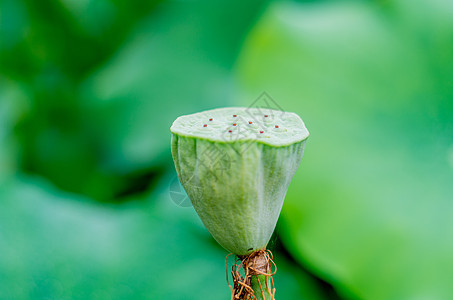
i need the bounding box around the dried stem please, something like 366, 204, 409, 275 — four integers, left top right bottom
226, 249, 277, 300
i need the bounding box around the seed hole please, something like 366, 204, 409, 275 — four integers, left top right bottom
233, 115, 237, 117
264, 115, 268, 118
209, 118, 213, 121
248, 121, 252, 124
260, 131, 264, 134
275, 125, 279, 128
228, 130, 232, 133
203, 124, 207, 127
233, 123, 237, 126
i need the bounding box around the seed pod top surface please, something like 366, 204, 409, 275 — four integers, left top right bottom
170, 107, 309, 146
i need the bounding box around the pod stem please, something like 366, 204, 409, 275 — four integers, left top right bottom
226, 249, 276, 300
251, 274, 273, 300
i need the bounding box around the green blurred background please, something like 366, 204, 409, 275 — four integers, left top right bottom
1, 0, 452, 299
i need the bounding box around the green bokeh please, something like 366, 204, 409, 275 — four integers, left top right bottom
235, 1, 453, 299
1, 0, 452, 298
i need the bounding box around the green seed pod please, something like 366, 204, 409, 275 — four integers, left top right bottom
171, 107, 308, 256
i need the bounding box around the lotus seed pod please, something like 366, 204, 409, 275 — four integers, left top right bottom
171, 107, 309, 256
